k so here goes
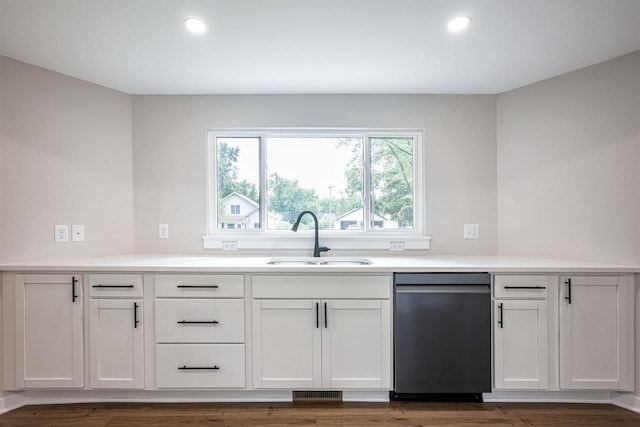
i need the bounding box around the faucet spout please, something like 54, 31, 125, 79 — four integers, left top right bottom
291, 210, 331, 257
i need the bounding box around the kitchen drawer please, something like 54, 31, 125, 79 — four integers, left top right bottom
155, 299, 245, 343
155, 275, 244, 298
252, 275, 390, 299
89, 274, 143, 298
494, 275, 549, 299
156, 344, 245, 388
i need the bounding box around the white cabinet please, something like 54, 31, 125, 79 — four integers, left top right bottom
154, 274, 246, 389
493, 273, 635, 392
155, 299, 244, 344
88, 274, 144, 389
15, 274, 84, 388
251, 275, 391, 390
89, 299, 144, 388
252, 300, 321, 388
321, 299, 389, 389
559, 275, 634, 390
493, 275, 550, 391
156, 344, 245, 388
494, 300, 548, 389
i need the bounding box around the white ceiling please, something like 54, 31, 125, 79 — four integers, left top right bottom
1, 0, 639, 95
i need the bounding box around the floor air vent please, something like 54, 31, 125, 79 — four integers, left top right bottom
292, 390, 343, 402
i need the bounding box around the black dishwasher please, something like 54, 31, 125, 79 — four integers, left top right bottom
392, 272, 491, 401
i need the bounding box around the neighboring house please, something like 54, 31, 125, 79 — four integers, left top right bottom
218, 192, 260, 229
318, 212, 336, 229
219, 191, 280, 229
332, 208, 396, 230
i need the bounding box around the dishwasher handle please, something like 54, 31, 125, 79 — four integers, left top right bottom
395, 285, 490, 294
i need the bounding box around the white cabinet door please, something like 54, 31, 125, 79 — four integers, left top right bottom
494, 300, 548, 390
252, 300, 321, 389
559, 275, 633, 390
15, 274, 83, 388
89, 299, 144, 389
321, 300, 390, 389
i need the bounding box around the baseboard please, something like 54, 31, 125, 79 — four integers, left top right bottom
610, 392, 640, 414
342, 390, 389, 402
2, 389, 638, 414
0, 392, 27, 415
485, 390, 611, 403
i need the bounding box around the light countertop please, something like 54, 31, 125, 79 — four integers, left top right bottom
1, 254, 639, 274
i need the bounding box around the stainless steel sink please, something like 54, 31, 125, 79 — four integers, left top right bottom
265, 257, 372, 266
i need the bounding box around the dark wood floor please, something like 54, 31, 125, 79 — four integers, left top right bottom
1, 401, 639, 426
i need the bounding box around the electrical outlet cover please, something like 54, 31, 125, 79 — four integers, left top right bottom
55, 225, 69, 243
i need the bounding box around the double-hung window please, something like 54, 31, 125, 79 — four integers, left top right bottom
204, 128, 429, 250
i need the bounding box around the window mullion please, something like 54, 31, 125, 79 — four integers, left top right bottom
363, 134, 372, 231
259, 134, 268, 231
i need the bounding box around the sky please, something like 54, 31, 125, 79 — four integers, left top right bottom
221, 137, 361, 199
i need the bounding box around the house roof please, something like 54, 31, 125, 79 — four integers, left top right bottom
222, 191, 258, 208
334, 207, 387, 222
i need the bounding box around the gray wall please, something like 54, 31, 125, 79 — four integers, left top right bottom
132, 94, 498, 255
0, 57, 135, 263
496, 50, 640, 398
496, 51, 640, 265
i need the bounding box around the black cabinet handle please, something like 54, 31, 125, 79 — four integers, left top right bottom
93, 284, 135, 288
177, 320, 219, 325
178, 365, 219, 370
498, 302, 504, 329
504, 286, 547, 290
176, 285, 219, 289
565, 278, 572, 304
316, 302, 319, 328
133, 302, 140, 328
72, 276, 78, 302
324, 302, 328, 328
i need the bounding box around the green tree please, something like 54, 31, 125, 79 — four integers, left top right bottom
371, 138, 413, 226
268, 172, 319, 224
217, 141, 258, 202
343, 138, 414, 227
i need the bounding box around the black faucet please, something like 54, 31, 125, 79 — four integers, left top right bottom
291, 210, 331, 257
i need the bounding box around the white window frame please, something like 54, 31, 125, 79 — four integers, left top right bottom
204, 128, 430, 251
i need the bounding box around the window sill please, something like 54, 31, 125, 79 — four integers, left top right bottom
202, 233, 430, 251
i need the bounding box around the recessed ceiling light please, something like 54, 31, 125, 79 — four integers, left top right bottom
184, 18, 207, 34
448, 16, 471, 32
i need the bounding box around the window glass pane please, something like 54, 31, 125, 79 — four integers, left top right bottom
370, 137, 414, 229
266, 137, 364, 230
216, 137, 260, 230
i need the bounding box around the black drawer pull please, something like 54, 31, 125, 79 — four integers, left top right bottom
178, 365, 219, 370
72, 276, 78, 303
93, 285, 135, 288
177, 320, 219, 325
498, 302, 504, 329
133, 302, 140, 328
503, 286, 546, 290
324, 302, 328, 328
564, 278, 572, 304
176, 285, 219, 289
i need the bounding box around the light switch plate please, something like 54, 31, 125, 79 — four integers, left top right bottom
72, 225, 85, 242
464, 224, 480, 239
